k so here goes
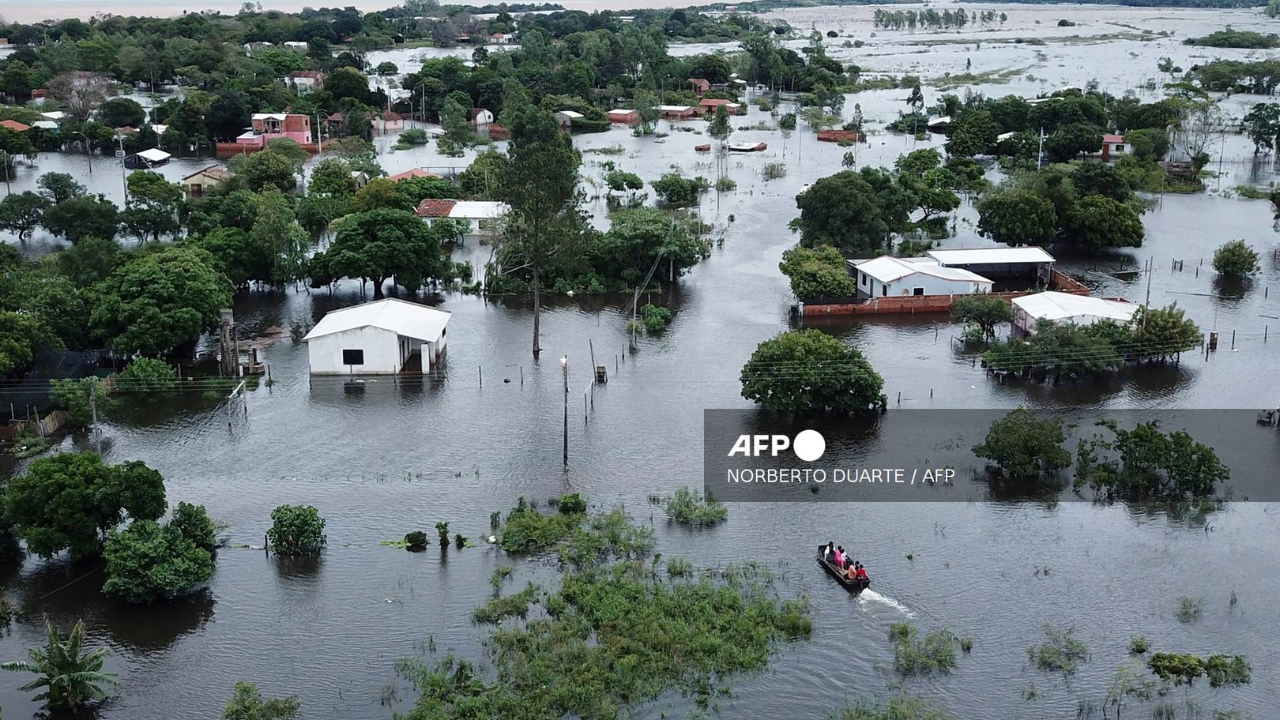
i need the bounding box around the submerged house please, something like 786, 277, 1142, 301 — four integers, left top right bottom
607, 108, 640, 124
236, 113, 313, 148
182, 165, 232, 197
925, 247, 1056, 288
1012, 292, 1137, 335
414, 198, 509, 243
302, 299, 451, 375
851, 256, 993, 299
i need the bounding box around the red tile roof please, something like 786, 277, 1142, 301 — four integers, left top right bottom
288, 70, 323, 78
415, 199, 457, 218
388, 168, 441, 182
380, 110, 403, 121
1102, 134, 1125, 143
0, 120, 30, 132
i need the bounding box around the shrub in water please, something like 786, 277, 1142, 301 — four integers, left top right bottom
267, 505, 326, 557
404, 531, 428, 551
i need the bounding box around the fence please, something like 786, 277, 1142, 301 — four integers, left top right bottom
0, 409, 70, 441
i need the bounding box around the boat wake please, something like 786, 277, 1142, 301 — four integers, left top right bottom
858, 589, 914, 618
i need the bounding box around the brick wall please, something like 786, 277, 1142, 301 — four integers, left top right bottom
799, 270, 1090, 317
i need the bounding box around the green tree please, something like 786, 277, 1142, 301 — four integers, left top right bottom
651, 172, 709, 205
2, 618, 118, 711
951, 293, 1013, 338
0, 310, 51, 376
222, 682, 302, 720
97, 97, 146, 128
977, 190, 1056, 247
56, 236, 123, 288
103, 512, 216, 603
1212, 240, 1260, 277
438, 97, 477, 157
267, 505, 327, 557
740, 329, 886, 412
793, 170, 892, 255
0, 191, 50, 240
778, 245, 856, 301
123, 170, 184, 242
41, 194, 119, 243
5, 453, 166, 558
1132, 303, 1201, 361
49, 377, 116, 428
973, 408, 1072, 480
117, 357, 177, 394
500, 107, 583, 357
230, 149, 297, 193
1064, 195, 1144, 251
945, 110, 1000, 157
324, 66, 370, 103
37, 172, 88, 204
353, 177, 413, 212
320, 209, 451, 298
1044, 123, 1103, 163
1242, 103, 1280, 155
599, 207, 705, 285
89, 246, 233, 356
308, 158, 358, 197
196, 227, 272, 287
251, 187, 310, 284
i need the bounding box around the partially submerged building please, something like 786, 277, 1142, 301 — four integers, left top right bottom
851, 256, 993, 299
924, 247, 1057, 288
303, 299, 451, 375
1012, 292, 1137, 335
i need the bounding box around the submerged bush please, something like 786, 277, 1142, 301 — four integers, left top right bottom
889, 623, 960, 676
1027, 625, 1089, 676
404, 531, 428, 551
659, 487, 727, 525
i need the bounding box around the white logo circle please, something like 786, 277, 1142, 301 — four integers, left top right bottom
793, 429, 825, 462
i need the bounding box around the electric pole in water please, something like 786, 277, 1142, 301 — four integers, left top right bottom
90, 381, 101, 456
561, 356, 569, 465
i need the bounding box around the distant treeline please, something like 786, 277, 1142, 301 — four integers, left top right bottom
957, 0, 1264, 7
1184, 30, 1280, 48
695, 0, 912, 12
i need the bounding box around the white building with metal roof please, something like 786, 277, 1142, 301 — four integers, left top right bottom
1012, 291, 1136, 335
926, 247, 1056, 284
302, 299, 451, 375
850, 256, 993, 299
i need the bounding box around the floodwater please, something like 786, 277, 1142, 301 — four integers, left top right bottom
4, 3, 1280, 719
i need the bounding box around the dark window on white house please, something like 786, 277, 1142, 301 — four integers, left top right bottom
441, 327, 446, 337
881, 284, 888, 297
861, 274, 868, 286
913, 287, 925, 296
343, 349, 365, 365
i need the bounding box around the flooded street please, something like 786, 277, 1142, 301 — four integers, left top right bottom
3, 2, 1280, 719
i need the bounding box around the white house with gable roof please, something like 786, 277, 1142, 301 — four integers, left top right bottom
302, 299, 451, 375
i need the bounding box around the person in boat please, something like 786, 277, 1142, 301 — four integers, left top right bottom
854, 562, 869, 582
834, 546, 846, 568
843, 562, 859, 582
823, 541, 835, 562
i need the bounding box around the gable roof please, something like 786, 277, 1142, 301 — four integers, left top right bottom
303, 298, 452, 343
182, 165, 231, 182
0, 120, 30, 132
415, 198, 457, 218
854, 256, 992, 285
388, 167, 441, 182
1012, 291, 1136, 323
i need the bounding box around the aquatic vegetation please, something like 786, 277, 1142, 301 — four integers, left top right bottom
889, 623, 961, 676
1129, 636, 1150, 654
405, 531, 428, 551
1176, 596, 1204, 623
762, 162, 787, 181
657, 488, 727, 525
830, 692, 954, 720
222, 681, 302, 720
472, 582, 539, 624
2, 618, 118, 711
1027, 625, 1089, 677
641, 304, 674, 332
667, 556, 693, 579
498, 497, 583, 553
582, 144, 625, 155
435, 522, 449, 546
1148, 652, 1250, 688
489, 566, 513, 590
400, 507, 810, 720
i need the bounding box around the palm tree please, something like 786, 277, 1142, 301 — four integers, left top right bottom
3, 617, 118, 711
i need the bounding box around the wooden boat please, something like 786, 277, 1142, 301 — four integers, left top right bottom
817, 545, 870, 592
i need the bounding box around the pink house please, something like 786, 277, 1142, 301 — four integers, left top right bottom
236, 113, 313, 148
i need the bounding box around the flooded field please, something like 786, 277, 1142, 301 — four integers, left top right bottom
3, 2, 1280, 719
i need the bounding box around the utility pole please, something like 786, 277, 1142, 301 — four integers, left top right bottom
117, 136, 129, 202
90, 381, 101, 456
75, 132, 93, 174
561, 355, 569, 465
1037, 126, 1045, 171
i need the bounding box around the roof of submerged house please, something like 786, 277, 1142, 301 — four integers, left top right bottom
302, 298, 452, 343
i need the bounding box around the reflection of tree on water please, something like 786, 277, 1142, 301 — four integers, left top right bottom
271, 554, 322, 582
11, 559, 215, 653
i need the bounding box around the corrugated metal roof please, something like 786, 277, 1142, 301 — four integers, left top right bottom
1012, 292, 1136, 323
926, 247, 1056, 266
449, 201, 508, 219
136, 148, 172, 162
854, 256, 993, 285
303, 298, 451, 343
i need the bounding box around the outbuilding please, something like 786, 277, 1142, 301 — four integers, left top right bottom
658, 105, 696, 119
1011, 291, 1136, 335
124, 147, 172, 168
554, 110, 583, 128
851, 256, 993, 299
926, 247, 1056, 286
607, 108, 640, 124
303, 298, 451, 375
182, 165, 232, 197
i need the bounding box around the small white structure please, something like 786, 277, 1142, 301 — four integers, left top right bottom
1012, 291, 1137, 335
851, 256, 993, 298
471, 108, 495, 128
553, 109, 583, 128
415, 199, 508, 243
283, 41, 309, 51
926, 115, 951, 132
32, 120, 59, 130
303, 299, 451, 375
40, 111, 66, 122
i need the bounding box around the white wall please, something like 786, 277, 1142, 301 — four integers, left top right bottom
859, 271, 990, 298
307, 326, 403, 375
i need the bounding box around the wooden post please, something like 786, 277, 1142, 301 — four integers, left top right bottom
589, 339, 596, 382
479, 366, 482, 387
520, 366, 524, 386
1231, 330, 1235, 350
